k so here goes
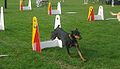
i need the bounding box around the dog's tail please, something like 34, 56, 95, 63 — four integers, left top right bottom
57, 25, 60, 28
110, 12, 117, 16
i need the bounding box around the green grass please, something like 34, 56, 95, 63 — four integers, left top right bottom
0, 0, 120, 69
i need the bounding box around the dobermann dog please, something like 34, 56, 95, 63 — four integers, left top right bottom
51, 26, 86, 62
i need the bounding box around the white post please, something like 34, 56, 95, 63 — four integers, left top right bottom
28, 0, 32, 10
54, 15, 61, 29
112, 0, 114, 7
0, 7, 5, 30
98, 6, 104, 20
84, 0, 88, 4
57, 2, 61, 14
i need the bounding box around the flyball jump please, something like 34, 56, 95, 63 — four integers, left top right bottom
20, 0, 32, 11
32, 15, 62, 52
88, 5, 104, 21
0, 7, 5, 30
48, 2, 61, 15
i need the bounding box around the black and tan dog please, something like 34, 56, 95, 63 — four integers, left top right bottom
51, 25, 86, 62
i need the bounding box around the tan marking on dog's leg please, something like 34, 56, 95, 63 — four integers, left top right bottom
68, 55, 71, 58
77, 50, 86, 62
74, 43, 78, 47
75, 43, 86, 62
51, 34, 53, 39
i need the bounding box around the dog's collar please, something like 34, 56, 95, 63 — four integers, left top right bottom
69, 34, 73, 40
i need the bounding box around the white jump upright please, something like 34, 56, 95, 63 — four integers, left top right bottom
40, 15, 62, 49
94, 5, 104, 20
20, 0, 32, 11
54, 15, 61, 29
52, 2, 61, 14
0, 7, 5, 30
48, 2, 61, 15
84, 0, 88, 4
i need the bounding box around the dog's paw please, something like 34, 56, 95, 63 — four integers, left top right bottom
83, 59, 87, 62
68, 55, 71, 58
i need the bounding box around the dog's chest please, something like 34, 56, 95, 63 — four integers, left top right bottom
63, 36, 77, 46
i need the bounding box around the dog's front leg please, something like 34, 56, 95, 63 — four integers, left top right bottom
66, 47, 71, 58
51, 32, 54, 40
75, 43, 86, 62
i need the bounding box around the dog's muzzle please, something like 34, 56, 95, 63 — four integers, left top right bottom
75, 36, 82, 40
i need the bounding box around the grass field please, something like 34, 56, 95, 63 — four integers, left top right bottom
0, 0, 120, 69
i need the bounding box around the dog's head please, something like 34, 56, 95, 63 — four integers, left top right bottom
71, 28, 82, 40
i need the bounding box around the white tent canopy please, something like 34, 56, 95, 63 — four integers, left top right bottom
0, 7, 5, 30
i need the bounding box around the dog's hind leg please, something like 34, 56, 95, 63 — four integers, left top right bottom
51, 31, 56, 40
75, 43, 86, 62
